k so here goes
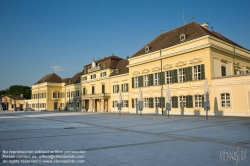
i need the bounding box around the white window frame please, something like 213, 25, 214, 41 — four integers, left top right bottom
221, 93, 230, 107
144, 75, 149, 86
166, 71, 172, 84
135, 77, 139, 88
122, 83, 128, 92
114, 85, 119, 93
179, 96, 186, 107
155, 97, 160, 107
179, 68, 185, 82
194, 95, 202, 107
122, 100, 128, 107
193, 65, 201, 80
144, 98, 149, 108
154, 73, 160, 85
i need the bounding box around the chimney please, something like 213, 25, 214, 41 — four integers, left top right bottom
200, 22, 209, 29
20, 94, 23, 98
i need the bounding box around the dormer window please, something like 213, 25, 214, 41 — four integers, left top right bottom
180, 34, 186, 41
145, 46, 149, 53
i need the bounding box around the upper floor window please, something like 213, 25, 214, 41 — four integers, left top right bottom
221, 93, 230, 107
100, 72, 106, 77
134, 77, 139, 88
193, 65, 202, 80
154, 73, 160, 85
221, 66, 226, 76
179, 68, 185, 82
91, 74, 96, 79
122, 83, 128, 92
144, 75, 149, 86
113, 85, 119, 93
102, 84, 105, 93
180, 34, 186, 41
83, 76, 87, 81
53, 92, 58, 98
76, 90, 80, 97
166, 71, 172, 84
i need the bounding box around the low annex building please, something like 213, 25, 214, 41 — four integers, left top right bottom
27, 21, 250, 116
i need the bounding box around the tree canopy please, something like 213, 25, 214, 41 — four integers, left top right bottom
0, 85, 31, 99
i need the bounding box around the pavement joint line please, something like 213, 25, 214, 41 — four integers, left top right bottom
2, 112, 250, 151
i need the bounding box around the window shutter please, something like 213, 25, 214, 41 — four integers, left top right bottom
149, 74, 154, 86
185, 67, 192, 82
160, 97, 165, 108
113, 85, 114, 93
139, 76, 143, 87
132, 99, 134, 108
117, 85, 119, 92
112, 101, 114, 107
122, 84, 124, 92
201, 64, 205, 79
172, 70, 178, 83
202, 95, 204, 108
127, 100, 129, 107
126, 83, 129, 92
149, 97, 154, 108
132, 77, 134, 88
186, 95, 193, 108
160, 72, 165, 85
172, 96, 178, 108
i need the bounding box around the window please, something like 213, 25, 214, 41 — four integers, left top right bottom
91, 74, 96, 79
71, 91, 75, 97
145, 46, 149, 53
122, 100, 128, 107
113, 100, 118, 107
221, 93, 230, 107
76, 90, 80, 96
221, 66, 226, 76
193, 65, 201, 80
92, 86, 95, 94
166, 71, 172, 84
144, 98, 149, 108
83, 76, 87, 81
179, 96, 186, 107
53, 92, 58, 98
83, 88, 86, 95
155, 97, 160, 107
102, 84, 105, 93
180, 34, 185, 41
179, 68, 185, 82
135, 77, 139, 88
144, 75, 149, 86
154, 73, 160, 85
122, 83, 128, 92
67, 91, 70, 98
113, 85, 119, 93
100, 72, 106, 77
194, 95, 202, 107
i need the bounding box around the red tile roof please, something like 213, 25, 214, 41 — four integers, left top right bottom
110, 59, 129, 76
34, 73, 62, 85
131, 22, 246, 58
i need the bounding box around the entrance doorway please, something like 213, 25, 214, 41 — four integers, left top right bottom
54, 102, 58, 110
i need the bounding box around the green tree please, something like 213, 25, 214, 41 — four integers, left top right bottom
0, 85, 31, 99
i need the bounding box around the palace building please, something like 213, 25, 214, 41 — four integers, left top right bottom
26, 21, 250, 116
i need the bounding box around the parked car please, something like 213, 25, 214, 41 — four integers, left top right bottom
14, 107, 23, 111
24, 108, 35, 111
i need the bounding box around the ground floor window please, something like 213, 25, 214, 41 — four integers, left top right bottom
144, 98, 149, 108
194, 95, 202, 107
122, 100, 128, 107
221, 93, 230, 107
179, 96, 186, 107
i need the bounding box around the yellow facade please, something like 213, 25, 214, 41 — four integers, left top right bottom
28, 22, 250, 116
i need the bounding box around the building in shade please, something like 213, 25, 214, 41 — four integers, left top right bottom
0, 95, 26, 111
26, 21, 250, 116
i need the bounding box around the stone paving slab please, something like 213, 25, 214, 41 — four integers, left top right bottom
0, 111, 249, 166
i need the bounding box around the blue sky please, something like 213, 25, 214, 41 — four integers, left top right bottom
0, 0, 250, 90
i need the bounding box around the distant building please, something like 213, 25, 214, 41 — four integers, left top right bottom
0, 95, 26, 111
26, 21, 250, 116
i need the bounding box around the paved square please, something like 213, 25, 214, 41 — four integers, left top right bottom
0, 111, 249, 166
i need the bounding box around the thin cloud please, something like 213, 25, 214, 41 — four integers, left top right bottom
51, 66, 68, 72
